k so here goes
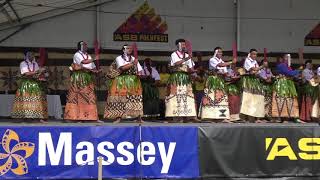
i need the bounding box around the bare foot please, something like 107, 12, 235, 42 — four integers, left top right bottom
222, 119, 232, 123
113, 118, 121, 124
135, 116, 144, 123
39, 119, 48, 123
295, 119, 306, 123
256, 119, 267, 123
271, 119, 281, 123
192, 118, 201, 123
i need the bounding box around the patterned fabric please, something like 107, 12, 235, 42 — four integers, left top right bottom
64, 71, 98, 120
228, 95, 241, 121
312, 99, 319, 119
159, 73, 170, 100
299, 83, 319, 121
0, 66, 115, 92
263, 83, 273, 117
48, 66, 67, 90
240, 91, 265, 118
142, 81, 160, 117
271, 78, 299, 118
165, 72, 196, 118
165, 84, 197, 117
0, 68, 18, 91
199, 75, 230, 120
104, 74, 143, 119
11, 78, 48, 119
227, 83, 241, 121
300, 96, 313, 121
240, 75, 265, 117
271, 92, 299, 118
265, 94, 273, 117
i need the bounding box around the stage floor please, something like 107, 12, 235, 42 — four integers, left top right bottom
0, 119, 318, 127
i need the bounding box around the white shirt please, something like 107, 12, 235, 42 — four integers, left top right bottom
115, 55, 143, 72
303, 68, 314, 81
209, 57, 228, 74
142, 67, 160, 81
244, 57, 259, 72
73, 51, 96, 70
317, 67, 320, 76
170, 51, 194, 68
20, 60, 39, 75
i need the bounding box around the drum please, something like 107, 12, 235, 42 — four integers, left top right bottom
237, 68, 246, 76
309, 77, 320, 86
106, 61, 121, 79
169, 64, 188, 73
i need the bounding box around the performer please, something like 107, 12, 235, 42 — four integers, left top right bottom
259, 60, 274, 120
141, 58, 161, 118
165, 39, 197, 121
64, 41, 99, 121
159, 65, 170, 119
193, 52, 206, 117
104, 44, 143, 122
240, 49, 265, 122
199, 47, 235, 121
11, 51, 48, 122
272, 54, 300, 121
226, 63, 241, 121
300, 59, 319, 122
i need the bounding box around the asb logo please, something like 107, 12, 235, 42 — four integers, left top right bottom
305, 23, 320, 46
0, 129, 35, 176
113, 1, 168, 42
265, 138, 320, 160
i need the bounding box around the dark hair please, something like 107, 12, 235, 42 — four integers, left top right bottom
260, 59, 268, 66
121, 44, 129, 51
24, 49, 31, 56
282, 54, 289, 58
77, 41, 84, 51
175, 39, 185, 45
305, 59, 312, 65
214, 46, 222, 52
250, 48, 257, 53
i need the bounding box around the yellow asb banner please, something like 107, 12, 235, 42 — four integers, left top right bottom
266, 138, 320, 160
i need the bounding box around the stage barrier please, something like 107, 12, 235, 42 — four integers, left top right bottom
0, 124, 319, 179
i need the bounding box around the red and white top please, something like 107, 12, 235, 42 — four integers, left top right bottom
20, 59, 39, 75
170, 51, 194, 68
209, 56, 228, 74
142, 67, 161, 81
115, 54, 143, 72
73, 50, 96, 70
244, 57, 259, 72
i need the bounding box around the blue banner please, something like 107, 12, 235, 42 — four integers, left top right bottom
0, 126, 199, 179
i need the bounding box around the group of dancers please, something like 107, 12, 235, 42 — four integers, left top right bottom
10, 39, 320, 123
